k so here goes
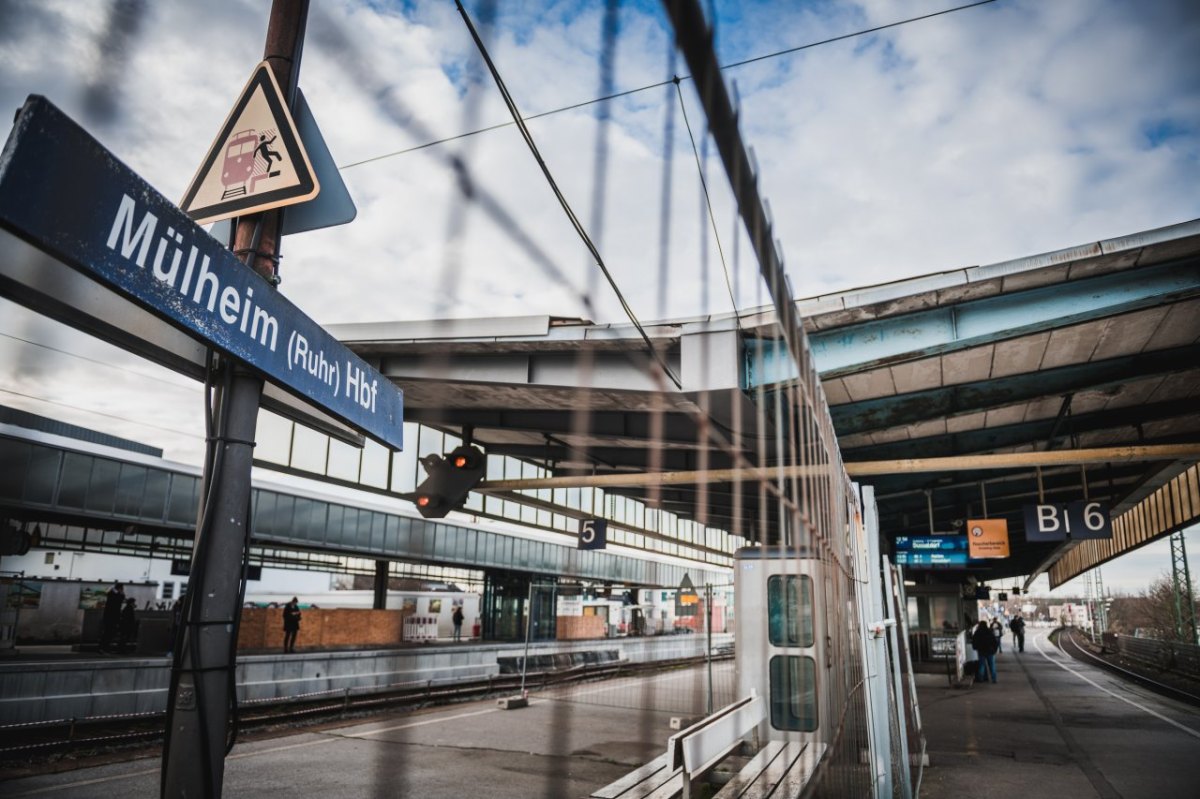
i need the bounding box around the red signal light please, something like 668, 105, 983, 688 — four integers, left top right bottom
409, 445, 484, 518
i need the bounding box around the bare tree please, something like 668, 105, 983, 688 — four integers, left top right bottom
1110, 575, 1199, 641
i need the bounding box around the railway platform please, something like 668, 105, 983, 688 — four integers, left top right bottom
917, 628, 1200, 799
0, 633, 731, 726
3, 631, 1197, 797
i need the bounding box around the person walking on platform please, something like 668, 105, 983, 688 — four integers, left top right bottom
283, 597, 302, 654
991, 617, 1004, 654
1010, 614, 1026, 652
101, 581, 125, 652
972, 619, 998, 683
452, 604, 464, 642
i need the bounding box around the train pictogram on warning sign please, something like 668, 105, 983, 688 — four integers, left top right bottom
180, 62, 318, 226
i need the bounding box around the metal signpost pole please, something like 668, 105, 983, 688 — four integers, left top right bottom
161, 3, 308, 797
161, 367, 263, 799
520, 580, 534, 698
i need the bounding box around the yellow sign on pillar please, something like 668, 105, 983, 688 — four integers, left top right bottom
967, 519, 1010, 558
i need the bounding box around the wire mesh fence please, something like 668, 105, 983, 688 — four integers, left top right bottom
0, 0, 934, 796
545, 658, 736, 717
536, 581, 738, 717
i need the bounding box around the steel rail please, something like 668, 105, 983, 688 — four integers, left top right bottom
0, 652, 730, 759
1056, 628, 1200, 707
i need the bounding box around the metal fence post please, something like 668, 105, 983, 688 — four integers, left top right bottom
705, 582, 713, 715
519, 580, 534, 698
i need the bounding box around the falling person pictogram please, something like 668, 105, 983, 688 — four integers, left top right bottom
256, 133, 282, 174
249, 131, 283, 193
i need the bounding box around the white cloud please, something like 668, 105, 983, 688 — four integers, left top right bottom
1044, 525, 1200, 597
0, 0, 1195, 589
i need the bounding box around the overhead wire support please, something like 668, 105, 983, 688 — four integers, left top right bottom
1169, 531, 1198, 645
662, 0, 807, 372
455, 1, 683, 390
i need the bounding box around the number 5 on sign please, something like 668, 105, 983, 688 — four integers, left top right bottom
578, 518, 607, 550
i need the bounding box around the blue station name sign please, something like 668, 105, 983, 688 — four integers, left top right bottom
0, 97, 402, 449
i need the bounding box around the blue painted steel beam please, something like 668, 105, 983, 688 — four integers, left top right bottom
840, 398, 1200, 462
746, 258, 1200, 387
827, 343, 1200, 435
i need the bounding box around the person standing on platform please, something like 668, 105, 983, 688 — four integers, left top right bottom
283, 597, 302, 654
120, 597, 138, 651
990, 617, 1004, 654
168, 595, 185, 657
452, 604, 464, 642
1010, 614, 1026, 652
972, 619, 998, 683
101, 581, 125, 652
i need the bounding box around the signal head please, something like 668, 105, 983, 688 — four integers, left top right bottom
409, 445, 486, 519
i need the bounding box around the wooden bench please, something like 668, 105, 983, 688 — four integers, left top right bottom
590, 751, 682, 799
670, 695, 764, 799
711, 739, 827, 799
590, 694, 826, 799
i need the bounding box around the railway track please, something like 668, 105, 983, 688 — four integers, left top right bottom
0, 652, 727, 767
1055, 627, 1200, 707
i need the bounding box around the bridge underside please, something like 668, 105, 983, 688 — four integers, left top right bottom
334, 220, 1200, 585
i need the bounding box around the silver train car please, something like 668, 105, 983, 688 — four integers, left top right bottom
734, 544, 865, 751
731, 480, 926, 799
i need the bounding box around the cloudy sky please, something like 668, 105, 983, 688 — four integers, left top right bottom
0, 0, 1197, 593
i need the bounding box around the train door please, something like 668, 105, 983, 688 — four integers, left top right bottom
735, 547, 824, 744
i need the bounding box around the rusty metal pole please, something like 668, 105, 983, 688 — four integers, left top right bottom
160, 3, 308, 797
235, 0, 308, 284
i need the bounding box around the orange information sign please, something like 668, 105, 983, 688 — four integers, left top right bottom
967, 519, 1010, 559
675, 574, 700, 616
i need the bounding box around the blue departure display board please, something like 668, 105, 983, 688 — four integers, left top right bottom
892, 535, 983, 569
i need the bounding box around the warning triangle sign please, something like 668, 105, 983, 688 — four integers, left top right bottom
676, 574, 699, 616
180, 61, 319, 225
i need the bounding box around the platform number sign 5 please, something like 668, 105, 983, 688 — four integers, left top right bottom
1023, 501, 1112, 542
579, 518, 608, 550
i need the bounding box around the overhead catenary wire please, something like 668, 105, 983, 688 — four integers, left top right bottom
340, 0, 998, 170
306, 2, 911, 552
0, 331, 197, 390
455, 0, 683, 390
308, 5, 792, 544
558, 0, 623, 554
0, 387, 203, 440
674, 78, 739, 325
309, 4, 604, 326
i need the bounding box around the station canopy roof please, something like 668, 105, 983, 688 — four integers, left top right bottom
332, 219, 1200, 583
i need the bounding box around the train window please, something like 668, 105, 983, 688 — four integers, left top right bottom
767, 575, 814, 647
769, 655, 818, 731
